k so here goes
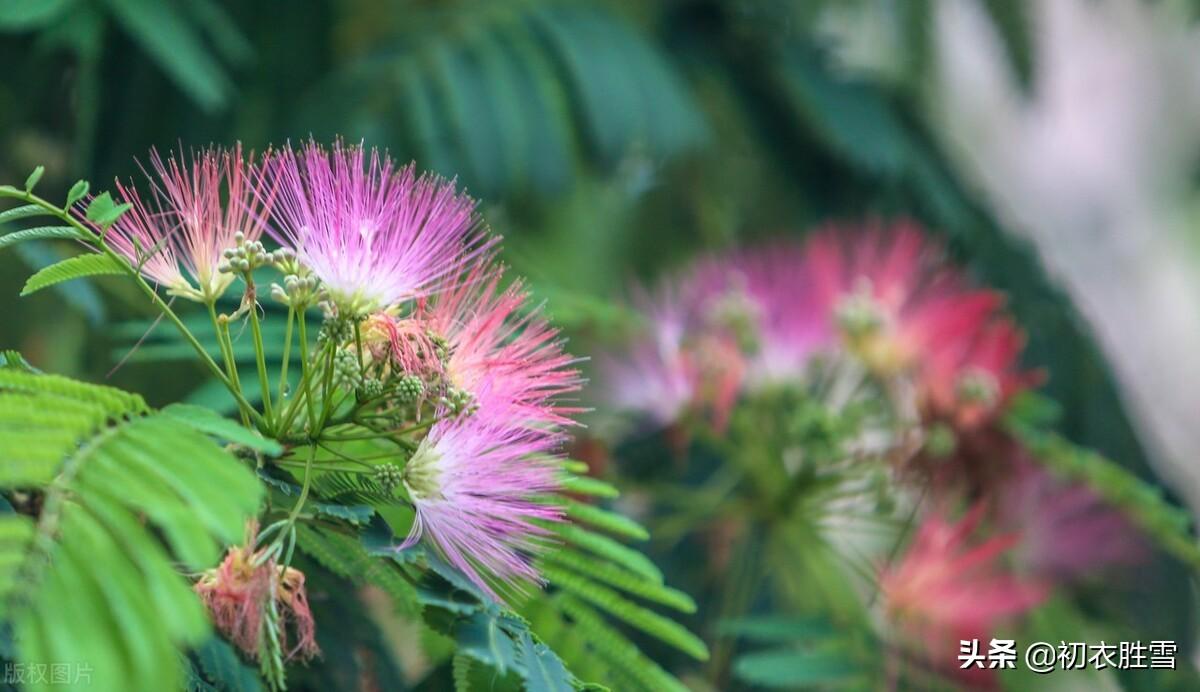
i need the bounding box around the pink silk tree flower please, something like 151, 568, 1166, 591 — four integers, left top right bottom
420, 262, 583, 432
993, 455, 1148, 583
600, 279, 715, 428
399, 409, 563, 603
100, 144, 271, 302
265, 140, 494, 315
805, 221, 1039, 429
690, 241, 833, 389
880, 505, 1047, 686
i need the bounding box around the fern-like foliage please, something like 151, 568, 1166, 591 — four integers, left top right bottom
0, 363, 265, 692
721, 616, 872, 689
516, 464, 709, 692
298, 0, 707, 199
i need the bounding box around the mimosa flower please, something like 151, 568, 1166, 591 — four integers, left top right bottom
600, 279, 711, 428
993, 455, 1147, 582
399, 410, 563, 602
102, 144, 270, 301
806, 221, 1038, 428
691, 241, 832, 388
421, 262, 583, 431
880, 506, 1047, 683
265, 140, 494, 315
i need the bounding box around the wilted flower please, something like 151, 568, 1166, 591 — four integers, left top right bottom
265, 140, 494, 315
400, 410, 563, 602
880, 506, 1047, 683
102, 144, 270, 301
194, 543, 319, 662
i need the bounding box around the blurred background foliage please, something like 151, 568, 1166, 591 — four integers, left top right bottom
1, 0, 1195, 688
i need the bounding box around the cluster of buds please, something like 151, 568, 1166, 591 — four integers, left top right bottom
218, 231, 276, 276
270, 273, 321, 308
395, 374, 425, 403
333, 349, 363, 388
373, 463, 404, 494
439, 386, 479, 417
358, 377, 385, 400
317, 317, 355, 347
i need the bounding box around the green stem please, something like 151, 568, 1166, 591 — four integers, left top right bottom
354, 319, 365, 372
245, 283, 274, 426
315, 442, 377, 469
208, 302, 252, 428
0, 187, 265, 427
317, 338, 337, 429
296, 310, 318, 432
278, 307, 294, 407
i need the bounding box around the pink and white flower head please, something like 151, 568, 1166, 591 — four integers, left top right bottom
993, 454, 1147, 583
400, 407, 562, 602
265, 140, 494, 315
806, 221, 1039, 429
601, 278, 709, 428
101, 144, 270, 302
880, 505, 1047, 685
421, 262, 583, 432
690, 241, 832, 388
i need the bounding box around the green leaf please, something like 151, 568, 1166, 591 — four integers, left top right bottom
0, 226, 84, 251
542, 550, 695, 612
66, 180, 90, 207
194, 636, 264, 692
719, 616, 835, 643
980, 0, 1035, 90
100, 0, 231, 111
295, 524, 420, 616
560, 474, 620, 499
517, 628, 573, 692
0, 204, 51, 225
1007, 422, 1200, 571
0, 0, 76, 30
161, 403, 282, 455
0, 368, 263, 691
542, 565, 708, 660
548, 523, 662, 582
733, 648, 861, 688
0, 350, 40, 373
456, 611, 519, 675
23, 166, 43, 193
21, 252, 125, 295
560, 499, 649, 541
83, 191, 132, 227
13, 242, 107, 325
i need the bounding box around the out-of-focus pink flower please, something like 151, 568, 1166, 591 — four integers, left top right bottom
806, 221, 1039, 429
994, 455, 1148, 583
691, 241, 832, 388
400, 410, 563, 603
601, 279, 710, 428
880, 505, 1047, 684
102, 145, 271, 301
421, 262, 583, 431
265, 140, 494, 314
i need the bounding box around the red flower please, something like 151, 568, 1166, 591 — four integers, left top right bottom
880, 505, 1047, 686
806, 221, 1040, 430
